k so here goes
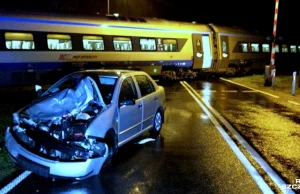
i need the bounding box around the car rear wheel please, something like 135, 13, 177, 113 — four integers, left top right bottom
150, 111, 162, 138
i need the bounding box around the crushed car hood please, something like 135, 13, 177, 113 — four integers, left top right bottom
24, 77, 94, 121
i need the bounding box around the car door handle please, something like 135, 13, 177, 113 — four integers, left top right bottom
138, 104, 143, 108
154, 97, 158, 101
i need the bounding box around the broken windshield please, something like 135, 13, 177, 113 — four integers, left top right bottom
43, 74, 85, 97
27, 75, 99, 121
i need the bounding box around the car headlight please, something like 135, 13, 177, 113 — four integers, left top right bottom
5, 127, 10, 140
13, 113, 20, 125
38, 125, 50, 132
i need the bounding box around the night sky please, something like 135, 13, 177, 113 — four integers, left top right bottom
0, 0, 297, 40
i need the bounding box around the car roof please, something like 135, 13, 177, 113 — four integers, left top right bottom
74, 69, 139, 77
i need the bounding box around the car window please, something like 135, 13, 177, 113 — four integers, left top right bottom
135, 75, 155, 97
119, 77, 138, 102
98, 76, 118, 105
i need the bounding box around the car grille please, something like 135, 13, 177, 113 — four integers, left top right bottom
17, 155, 50, 178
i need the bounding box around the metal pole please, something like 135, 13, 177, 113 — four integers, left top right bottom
299, 71, 300, 88
292, 71, 296, 95
270, 0, 279, 86
107, 0, 110, 14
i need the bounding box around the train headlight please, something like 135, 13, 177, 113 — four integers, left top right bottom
222, 53, 228, 58
196, 53, 202, 58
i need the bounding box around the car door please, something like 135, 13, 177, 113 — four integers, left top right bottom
134, 75, 157, 130
118, 76, 143, 145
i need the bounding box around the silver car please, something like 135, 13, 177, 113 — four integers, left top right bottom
5, 69, 166, 180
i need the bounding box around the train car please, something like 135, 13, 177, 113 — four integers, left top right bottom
208, 24, 270, 75
270, 40, 300, 74
0, 11, 214, 86
0, 11, 299, 87
210, 24, 300, 76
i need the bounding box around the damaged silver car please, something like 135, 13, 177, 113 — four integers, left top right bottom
5, 70, 166, 180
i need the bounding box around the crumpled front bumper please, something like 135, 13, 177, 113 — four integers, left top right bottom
5, 127, 108, 180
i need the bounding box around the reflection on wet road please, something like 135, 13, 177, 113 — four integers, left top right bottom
7, 81, 263, 194
188, 79, 300, 189
191, 79, 300, 125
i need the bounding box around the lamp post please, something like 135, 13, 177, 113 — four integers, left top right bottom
107, 0, 110, 14
270, 0, 279, 86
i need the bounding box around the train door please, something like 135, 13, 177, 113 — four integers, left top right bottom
218, 36, 229, 72
192, 34, 203, 69
202, 35, 212, 69
192, 34, 212, 69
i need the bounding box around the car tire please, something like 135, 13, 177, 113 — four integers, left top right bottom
150, 110, 163, 138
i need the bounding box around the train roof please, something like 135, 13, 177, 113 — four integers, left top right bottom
0, 10, 270, 37
0, 10, 212, 32
208, 24, 263, 36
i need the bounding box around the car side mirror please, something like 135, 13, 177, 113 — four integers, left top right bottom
119, 99, 135, 107
35, 85, 42, 98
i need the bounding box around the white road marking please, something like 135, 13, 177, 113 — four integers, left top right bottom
198, 90, 217, 93
197, 97, 294, 194
183, 81, 294, 194
0, 171, 32, 194
221, 90, 238, 93
241, 90, 258, 93
181, 81, 285, 194
288, 101, 300, 106
220, 78, 280, 98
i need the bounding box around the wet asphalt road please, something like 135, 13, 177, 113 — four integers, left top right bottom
6, 80, 264, 194
188, 79, 300, 124
187, 78, 300, 188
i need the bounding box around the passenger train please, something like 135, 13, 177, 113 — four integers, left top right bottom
0, 11, 299, 86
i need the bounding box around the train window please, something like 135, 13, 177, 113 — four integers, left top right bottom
282, 44, 288, 53
5, 32, 35, 50
113, 37, 132, 51
47, 34, 72, 50
251, 43, 259, 52
290, 45, 296, 53
222, 41, 227, 53
163, 39, 177, 51
83, 36, 104, 50
275, 44, 279, 52
157, 38, 163, 51
140, 38, 156, 51
239, 43, 248, 52
196, 39, 202, 52
262, 44, 270, 52
197, 40, 201, 47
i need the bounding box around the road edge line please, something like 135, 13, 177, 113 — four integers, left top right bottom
183, 81, 294, 194
220, 78, 280, 98
180, 81, 274, 194
0, 171, 32, 194
288, 101, 300, 106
